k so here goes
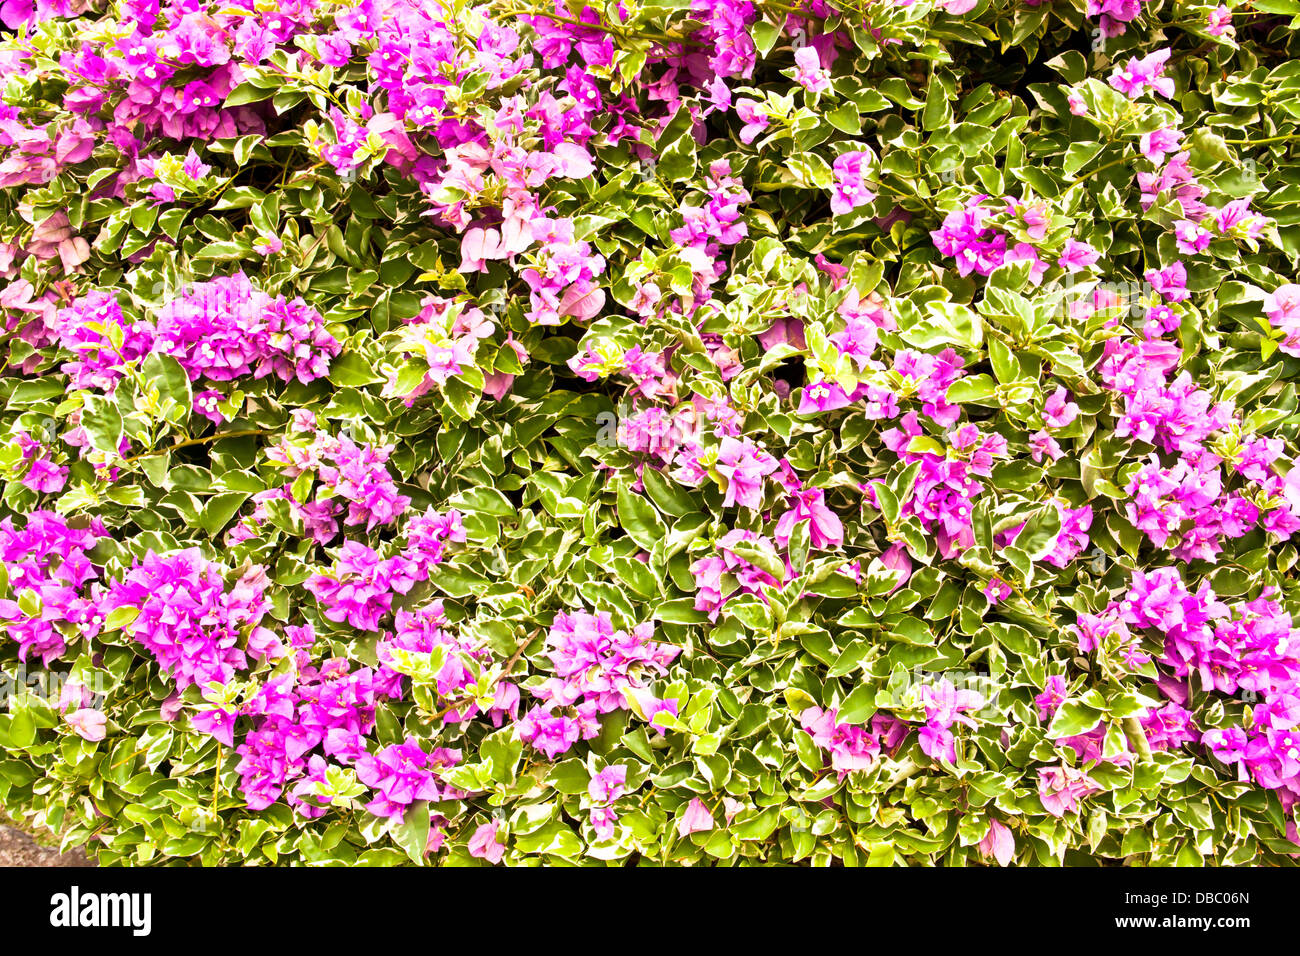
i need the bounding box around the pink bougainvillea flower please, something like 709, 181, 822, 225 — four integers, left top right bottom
880, 542, 913, 592
735, 98, 770, 144
792, 46, 831, 93
1265, 284, 1300, 356
1038, 764, 1103, 817
1057, 239, 1100, 273
984, 577, 1013, 604
714, 436, 777, 509
557, 280, 605, 321
1109, 48, 1175, 99
65, 708, 107, 742
1207, 5, 1234, 36
589, 765, 628, 804
830, 150, 876, 215
1173, 219, 1212, 255
798, 380, 853, 415
458, 225, 505, 273
1042, 387, 1080, 429
977, 819, 1016, 866
468, 821, 506, 864
677, 797, 715, 838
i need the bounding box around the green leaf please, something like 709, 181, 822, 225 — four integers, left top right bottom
200, 491, 250, 536
1047, 702, 1104, 740
825, 102, 862, 135
1016, 505, 1063, 561
82, 394, 124, 455
657, 115, 697, 183
837, 682, 876, 723
640, 468, 697, 517
616, 481, 666, 551
391, 800, 430, 865
944, 374, 999, 405
327, 351, 386, 387
141, 352, 192, 421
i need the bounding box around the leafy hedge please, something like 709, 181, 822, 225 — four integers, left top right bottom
3, 0, 1300, 866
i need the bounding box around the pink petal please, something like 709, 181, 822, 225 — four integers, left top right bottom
558, 282, 605, 321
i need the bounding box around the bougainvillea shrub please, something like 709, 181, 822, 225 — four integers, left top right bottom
3, 0, 1300, 867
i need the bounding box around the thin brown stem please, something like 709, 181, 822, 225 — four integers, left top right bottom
120, 429, 271, 464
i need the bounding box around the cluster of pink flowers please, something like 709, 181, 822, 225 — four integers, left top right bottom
930, 194, 1100, 282
354, 738, 463, 822
304, 540, 424, 632
800, 705, 913, 777
1109, 48, 1175, 99
57, 2, 261, 150
1142, 702, 1199, 751
800, 706, 881, 776
154, 274, 339, 385
519, 216, 607, 326
377, 600, 520, 725
690, 529, 785, 621
586, 764, 628, 841
892, 348, 966, 425
526, 1, 613, 69
569, 343, 669, 398
830, 151, 876, 216
0, 0, 90, 31
14, 431, 68, 494
371, 9, 614, 335
109, 550, 279, 690
916, 679, 983, 764
0, 111, 95, 189
1125, 569, 1300, 698
173, 613, 455, 824
0, 511, 107, 664
51, 292, 154, 392
1073, 605, 1151, 673
615, 406, 695, 463
670, 160, 751, 256
1038, 763, 1103, 817
232, 646, 400, 814
1099, 312, 1300, 559
1125, 454, 1259, 561
1, 210, 90, 281
880, 413, 1009, 559
1203, 697, 1300, 800
1113, 369, 1232, 455
393, 296, 499, 402
797, 290, 899, 417
39, 274, 339, 404
775, 484, 845, 551
1133, 113, 1268, 255
680, 435, 776, 510
361, 0, 529, 134
1086, 0, 1144, 39
1264, 284, 1300, 357
304, 509, 463, 631
517, 610, 679, 759
1102, 566, 1300, 801
692, 0, 758, 80
253, 429, 414, 544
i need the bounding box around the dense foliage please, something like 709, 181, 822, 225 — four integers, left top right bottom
2, 0, 1300, 866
